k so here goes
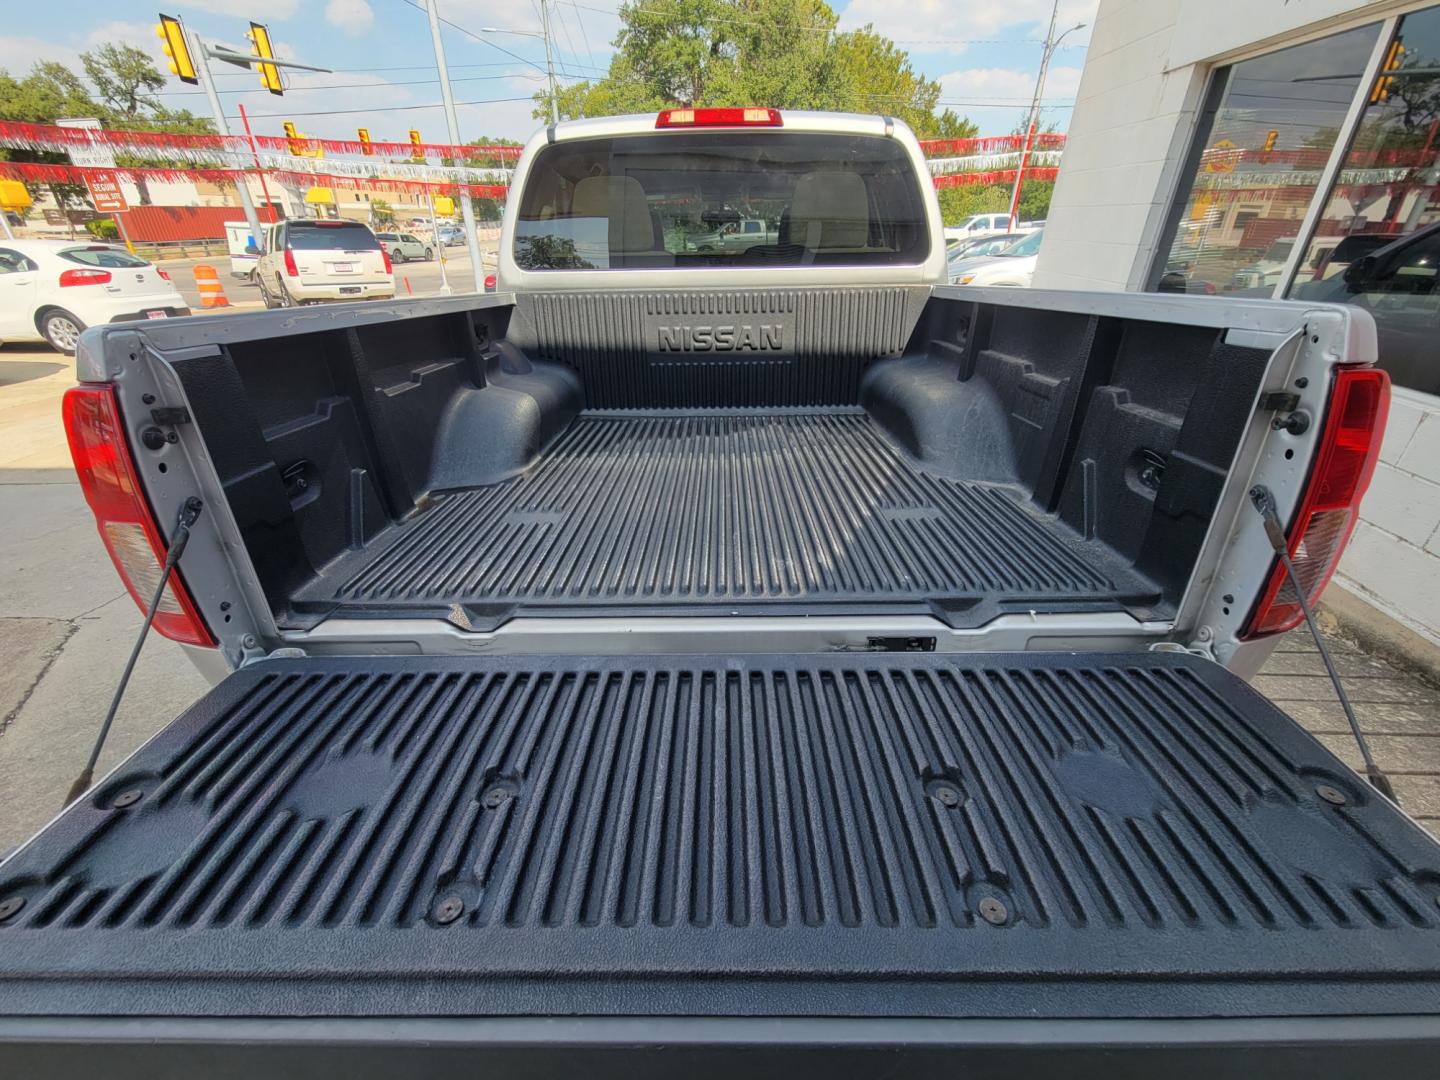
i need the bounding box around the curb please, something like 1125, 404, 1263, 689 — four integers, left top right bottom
1319, 583, 1440, 691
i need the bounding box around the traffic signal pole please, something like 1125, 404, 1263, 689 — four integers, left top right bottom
423, 0, 484, 292
189, 27, 268, 254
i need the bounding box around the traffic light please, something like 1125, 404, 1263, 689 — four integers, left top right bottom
155, 13, 198, 85
358, 127, 373, 156
247, 22, 284, 95
1262, 129, 1279, 153
1371, 39, 1406, 103
409, 129, 424, 162
284, 121, 302, 155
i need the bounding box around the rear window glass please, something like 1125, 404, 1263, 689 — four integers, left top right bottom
60, 246, 149, 269
513, 131, 930, 270
286, 224, 381, 251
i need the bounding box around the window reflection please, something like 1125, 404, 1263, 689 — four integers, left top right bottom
1290, 7, 1440, 395
1153, 26, 1380, 296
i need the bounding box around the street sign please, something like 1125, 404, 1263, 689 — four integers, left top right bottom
56, 118, 117, 168
83, 170, 129, 212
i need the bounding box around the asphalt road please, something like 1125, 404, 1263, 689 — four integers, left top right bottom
156, 243, 498, 311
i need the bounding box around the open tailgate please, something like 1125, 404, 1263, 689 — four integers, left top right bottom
3, 651, 1440, 1074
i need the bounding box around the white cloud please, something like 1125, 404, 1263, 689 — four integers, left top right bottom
938, 64, 1084, 105
83, 21, 161, 50
838, 0, 1097, 54
325, 0, 375, 37
170, 0, 301, 18
0, 35, 82, 74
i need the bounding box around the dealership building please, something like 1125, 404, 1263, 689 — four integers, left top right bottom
1035, 0, 1440, 649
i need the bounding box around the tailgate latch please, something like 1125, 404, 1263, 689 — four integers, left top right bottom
1260, 390, 1310, 436
150, 405, 191, 426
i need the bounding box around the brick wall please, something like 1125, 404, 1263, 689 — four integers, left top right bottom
1336, 387, 1440, 646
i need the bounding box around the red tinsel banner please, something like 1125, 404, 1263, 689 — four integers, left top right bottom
251, 134, 523, 162
0, 160, 510, 199
2, 120, 1071, 163
0, 120, 523, 164
2, 158, 1059, 202
918, 133, 1067, 158
0, 160, 244, 186
932, 167, 1058, 189
265, 169, 508, 199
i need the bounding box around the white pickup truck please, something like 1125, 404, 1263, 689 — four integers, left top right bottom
3, 108, 1437, 1076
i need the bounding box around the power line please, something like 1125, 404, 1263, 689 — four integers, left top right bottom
395, 0, 549, 76
394, 0, 599, 80
568, 0, 1090, 47
155, 72, 549, 97
567, 0, 600, 72
230, 95, 536, 119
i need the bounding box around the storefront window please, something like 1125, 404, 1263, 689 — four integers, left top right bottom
1150, 25, 1381, 297
1289, 7, 1440, 396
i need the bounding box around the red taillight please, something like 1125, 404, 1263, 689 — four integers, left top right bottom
157, 268, 171, 281
656, 107, 782, 128
1243, 367, 1389, 638
283, 248, 299, 276
484, 274, 496, 291
381, 247, 392, 274
62, 385, 214, 647
59, 268, 111, 287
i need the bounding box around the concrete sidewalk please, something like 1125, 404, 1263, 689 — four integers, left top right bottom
0, 346, 207, 850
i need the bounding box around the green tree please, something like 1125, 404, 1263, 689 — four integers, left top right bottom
1, 44, 217, 219
82, 43, 163, 121
935, 178, 1055, 227
533, 0, 975, 138
371, 198, 396, 225
0, 62, 100, 230
830, 26, 975, 139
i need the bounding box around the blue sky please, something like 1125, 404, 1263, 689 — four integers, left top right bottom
3, 0, 1097, 145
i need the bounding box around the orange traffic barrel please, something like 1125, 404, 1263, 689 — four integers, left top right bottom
192, 264, 229, 308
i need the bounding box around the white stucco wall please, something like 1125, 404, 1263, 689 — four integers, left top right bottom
1337, 388, 1440, 645
1030, 0, 1195, 292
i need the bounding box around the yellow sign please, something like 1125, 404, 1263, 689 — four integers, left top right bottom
304, 186, 335, 205
0, 179, 31, 212
433, 196, 454, 216
1203, 138, 1240, 174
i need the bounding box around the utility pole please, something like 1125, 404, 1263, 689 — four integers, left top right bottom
423, 0, 485, 292
482, 12, 558, 124
540, 1, 559, 124
1007, 2, 1085, 231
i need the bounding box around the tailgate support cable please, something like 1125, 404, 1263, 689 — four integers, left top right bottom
64, 497, 205, 807
1250, 485, 1395, 801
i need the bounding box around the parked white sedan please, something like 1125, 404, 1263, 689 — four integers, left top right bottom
0, 240, 189, 353
950, 229, 1045, 287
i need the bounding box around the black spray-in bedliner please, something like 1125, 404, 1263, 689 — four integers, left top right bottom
290, 411, 1159, 626
3, 651, 1440, 1020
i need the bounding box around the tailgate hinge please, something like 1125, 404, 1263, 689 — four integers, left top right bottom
1150, 639, 1217, 663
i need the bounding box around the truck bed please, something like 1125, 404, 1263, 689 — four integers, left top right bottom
4, 651, 1440, 1026
162, 287, 1268, 637
296, 411, 1153, 619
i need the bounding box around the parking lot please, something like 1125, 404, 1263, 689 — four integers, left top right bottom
156, 244, 498, 310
